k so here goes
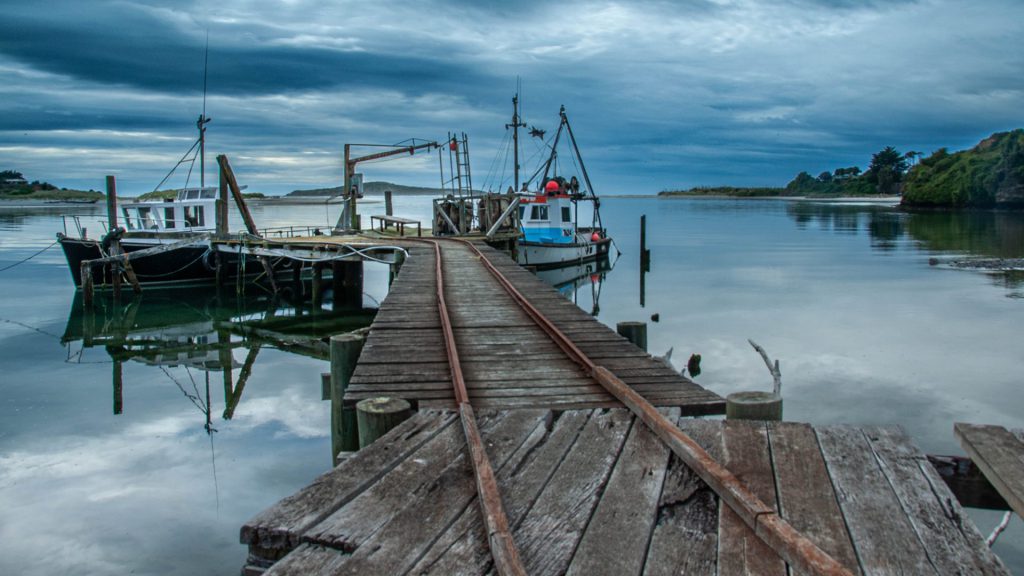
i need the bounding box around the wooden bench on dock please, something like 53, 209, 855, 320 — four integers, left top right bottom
241, 412, 1008, 575
369, 215, 421, 237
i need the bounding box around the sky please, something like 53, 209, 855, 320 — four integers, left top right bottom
0, 0, 1022, 195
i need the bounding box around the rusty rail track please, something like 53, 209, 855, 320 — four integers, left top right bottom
417, 237, 853, 576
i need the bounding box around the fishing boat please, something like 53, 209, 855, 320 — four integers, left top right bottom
508, 101, 613, 269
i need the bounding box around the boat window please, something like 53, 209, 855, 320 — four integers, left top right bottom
561, 207, 571, 223
164, 207, 175, 229
196, 206, 205, 226
519, 206, 526, 220
138, 206, 157, 229
187, 189, 200, 200
122, 207, 134, 230
531, 205, 548, 221
200, 188, 216, 199
184, 206, 199, 227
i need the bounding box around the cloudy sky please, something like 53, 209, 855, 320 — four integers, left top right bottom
1, 0, 1021, 195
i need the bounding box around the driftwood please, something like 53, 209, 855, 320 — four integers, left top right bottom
748, 339, 782, 397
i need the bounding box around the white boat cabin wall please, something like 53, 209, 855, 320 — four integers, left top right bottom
121, 187, 218, 232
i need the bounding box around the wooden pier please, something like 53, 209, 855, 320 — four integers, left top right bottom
240, 239, 1008, 575
243, 412, 1007, 575
956, 422, 1024, 518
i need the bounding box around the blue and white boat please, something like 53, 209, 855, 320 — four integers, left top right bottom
513, 104, 612, 269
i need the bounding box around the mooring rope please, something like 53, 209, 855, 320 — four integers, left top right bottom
0, 240, 59, 273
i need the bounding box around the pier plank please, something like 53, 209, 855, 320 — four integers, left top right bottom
816, 425, 938, 575
867, 426, 1008, 575
642, 418, 721, 576
515, 409, 634, 575
767, 422, 861, 575
240, 411, 456, 553
955, 422, 1024, 519
565, 409, 678, 576
717, 420, 787, 576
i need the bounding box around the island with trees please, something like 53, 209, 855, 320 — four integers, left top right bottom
0, 170, 103, 201
660, 129, 1024, 209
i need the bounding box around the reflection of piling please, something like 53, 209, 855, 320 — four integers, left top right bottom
332, 260, 364, 310
112, 358, 123, 415
330, 333, 365, 464
356, 397, 412, 448
639, 214, 650, 307
616, 321, 648, 352
311, 263, 324, 308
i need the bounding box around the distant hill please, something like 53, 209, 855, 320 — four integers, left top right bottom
0, 169, 103, 201
901, 129, 1024, 208
288, 181, 448, 197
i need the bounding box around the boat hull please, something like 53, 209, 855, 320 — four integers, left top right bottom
58, 235, 260, 288
516, 234, 612, 270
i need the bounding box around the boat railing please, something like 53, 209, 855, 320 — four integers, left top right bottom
62, 215, 85, 238
258, 225, 331, 238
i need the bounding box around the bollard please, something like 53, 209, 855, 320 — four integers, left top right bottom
616, 321, 647, 352
356, 397, 413, 448
726, 391, 782, 421
330, 333, 365, 463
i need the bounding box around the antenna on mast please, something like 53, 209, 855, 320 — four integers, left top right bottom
197, 31, 212, 189
506, 77, 527, 192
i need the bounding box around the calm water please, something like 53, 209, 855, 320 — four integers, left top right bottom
0, 196, 1022, 573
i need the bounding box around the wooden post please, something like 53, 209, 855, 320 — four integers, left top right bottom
330, 333, 365, 462
217, 166, 229, 236
616, 321, 647, 352
726, 391, 783, 421
389, 249, 406, 287
105, 175, 118, 230
356, 397, 412, 448
333, 260, 363, 310
385, 189, 393, 216
106, 176, 123, 300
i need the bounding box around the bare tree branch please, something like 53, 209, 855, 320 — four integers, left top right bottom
748, 339, 782, 397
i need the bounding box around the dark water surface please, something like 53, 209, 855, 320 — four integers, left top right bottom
0, 196, 1021, 574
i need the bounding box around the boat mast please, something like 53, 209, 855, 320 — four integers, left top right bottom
506, 93, 526, 192
198, 33, 211, 189
560, 106, 603, 230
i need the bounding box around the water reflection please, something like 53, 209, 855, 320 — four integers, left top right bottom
532, 256, 615, 316
787, 201, 1024, 296
62, 286, 376, 427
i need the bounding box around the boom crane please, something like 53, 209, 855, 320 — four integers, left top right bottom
334, 140, 440, 232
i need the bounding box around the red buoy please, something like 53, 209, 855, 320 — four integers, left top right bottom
545, 180, 560, 193
591, 231, 601, 242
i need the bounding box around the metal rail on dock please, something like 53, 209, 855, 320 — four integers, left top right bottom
421, 237, 853, 576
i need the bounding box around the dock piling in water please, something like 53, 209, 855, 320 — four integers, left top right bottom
330, 333, 365, 463
356, 397, 413, 448
616, 321, 648, 352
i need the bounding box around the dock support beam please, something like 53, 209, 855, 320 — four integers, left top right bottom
330, 333, 365, 464
332, 260, 363, 310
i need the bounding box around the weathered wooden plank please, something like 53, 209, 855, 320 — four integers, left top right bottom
816, 425, 937, 575
769, 422, 861, 575
718, 420, 787, 576
515, 409, 634, 575
240, 411, 457, 553
642, 418, 721, 576
409, 411, 595, 575
302, 410, 547, 575
566, 409, 678, 576
955, 422, 1024, 518
263, 543, 348, 576
866, 426, 1008, 575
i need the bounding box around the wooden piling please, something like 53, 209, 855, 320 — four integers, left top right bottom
616, 321, 647, 352
330, 333, 365, 461
356, 397, 413, 448
385, 190, 393, 217
113, 359, 123, 415
312, 263, 323, 308
726, 391, 783, 421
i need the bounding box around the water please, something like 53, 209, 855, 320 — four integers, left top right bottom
1, 195, 1022, 573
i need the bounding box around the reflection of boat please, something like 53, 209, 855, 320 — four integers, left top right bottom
63, 284, 376, 420
513, 102, 613, 269
532, 256, 614, 316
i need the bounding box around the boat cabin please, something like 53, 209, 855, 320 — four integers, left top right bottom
519, 182, 576, 244
121, 187, 218, 232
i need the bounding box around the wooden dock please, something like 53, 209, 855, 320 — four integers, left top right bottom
243, 411, 1007, 575
347, 241, 723, 412
955, 422, 1024, 518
